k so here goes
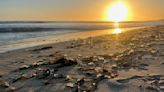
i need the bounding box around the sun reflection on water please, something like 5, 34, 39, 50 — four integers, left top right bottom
113, 28, 122, 34
112, 22, 122, 34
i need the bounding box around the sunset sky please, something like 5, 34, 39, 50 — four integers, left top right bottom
0, 0, 164, 21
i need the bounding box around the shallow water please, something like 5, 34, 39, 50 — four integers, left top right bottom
1, 21, 163, 45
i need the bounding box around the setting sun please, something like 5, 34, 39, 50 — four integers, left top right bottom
107, 1, 129, 22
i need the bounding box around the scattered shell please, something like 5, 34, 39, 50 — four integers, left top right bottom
78, 54, 82, 57
21, 74, 30, 80
104, 75, 111, 79
150, 49, 157, 54
8, 86, 16, 91
112, 64, 118, 69
66, 83, 74, 88
54, 74, 64, 78
66, 75, 72, 81
96, 74, 103, 78
32, 73, 37, 77
95, 67, 103, 72
64, 54, 68, 57
19, 65, 29, 70
108, 53, 114, 57
140, 45, 145, 48
88, 62, 94, 66
113, 57, 119, 61
0, 80, 10, 88
92, 83, 96, 86
128, 49, 134, 55
98, 57, 105, 61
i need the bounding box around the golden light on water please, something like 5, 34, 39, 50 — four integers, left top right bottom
113, 28, 122, 34
106, 1, 129, 22
112, 22, 122, 34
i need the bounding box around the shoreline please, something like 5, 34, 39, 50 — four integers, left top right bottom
0, 26, 147, 53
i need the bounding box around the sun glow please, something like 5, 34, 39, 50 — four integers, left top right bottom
106, 1, 129, 22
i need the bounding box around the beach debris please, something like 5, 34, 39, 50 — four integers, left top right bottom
0, 80, 10, 88
66, 82, 74, 88
92, 82, 96, 86
97, 56, 105, 61
32, 46, 53, 51
37, 69, 50, 79
112, 64, 118, 69
43, 80, 51, 85
54, 74, 64, 78
65, 75, 72, 81
8, 86, 16, 91
127, 49, 134, 55
96, 74, 103, 78
56, 57, 77, 66
21, 74, 30, 80
19, 65, 30, 70
150, 48, 157, 54
88, 62, 94, 66
77, 78, 85, 85
95, 67, 103, 72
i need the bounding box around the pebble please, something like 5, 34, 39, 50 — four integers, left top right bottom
19, 65, 29, 70
150, 49, 157, 54
66, 83, 74, 88
8, 86, 16, 91
128, 49, 134, 55
54, 74, 64, 78
21, 74, 30, 80
92, 83, 96, 86
96, 74, 103, 78
0, 80, 10, 88
88, 62, 94, 66
104, 75, 111, 79
112, 64, 118, 69
95, 67, 103, 72
66, 75, 72, 81
98, 57, 105, 61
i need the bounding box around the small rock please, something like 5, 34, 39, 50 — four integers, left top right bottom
96, 73, 103, 78
92, 83, 96, 86
98, 57, 105, 61
88, 62, 94, 66
150, 49, 157, 54
66, 83, 74, 88
104, 75, 111, 79
95, 67, 103, 72
112, 64, 118, 69
0, 80, 10, 88
54, 74, 64, 78
21, 74, 30, 80
66, 75, 72, 81
128, 49, 134, 55
77, 78, 85, 85
78, 54, 82, 57
8, 86, 16, 91
19, 65, 29, 70
44, 80, 51, 85
64, 54, 68, 57
146, 85, 157, 90
140, 45, 145, 48
108, 53, 114, 57
113, 57, 119, 61
32, 73, 37, 77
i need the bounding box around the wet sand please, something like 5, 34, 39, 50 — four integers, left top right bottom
0, 25, 164, 92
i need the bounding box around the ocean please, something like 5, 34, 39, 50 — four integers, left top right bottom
0, 21, 164, 46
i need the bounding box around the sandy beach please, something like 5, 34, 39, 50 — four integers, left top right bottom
0, 25, 164, 92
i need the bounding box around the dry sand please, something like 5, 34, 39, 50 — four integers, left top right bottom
0, 25, 164, 92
